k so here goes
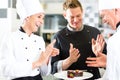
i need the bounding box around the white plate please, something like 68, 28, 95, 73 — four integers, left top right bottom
54, 71, 93, 80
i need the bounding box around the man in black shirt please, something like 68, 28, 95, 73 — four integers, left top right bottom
51, 0, 107, 79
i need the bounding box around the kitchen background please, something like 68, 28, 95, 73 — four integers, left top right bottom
0, 0, 115, 79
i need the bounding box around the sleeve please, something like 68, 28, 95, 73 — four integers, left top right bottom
40, 58, 63, 76
57, 60, 63, 72
40, 58, 51, 76
102, 38, 120, 80
40, 60, 63, 76
0, 37, 33, 78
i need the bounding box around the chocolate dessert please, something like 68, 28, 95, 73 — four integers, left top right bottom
67, 70, 83, 78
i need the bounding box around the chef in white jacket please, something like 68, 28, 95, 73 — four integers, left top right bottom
99, 0, 120, 80
86, 0, 120, 80
0, 0, 59, 80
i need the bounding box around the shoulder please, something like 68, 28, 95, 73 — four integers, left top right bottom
84, 25, 99, 30
54, 27, 67, 37
84, 25, 101, 33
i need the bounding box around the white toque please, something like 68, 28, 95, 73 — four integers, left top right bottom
99, 0, 120, 10
16, 0, 44, 21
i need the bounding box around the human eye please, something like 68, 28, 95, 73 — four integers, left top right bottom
77, 15, 81, 18
70, 16, 74, 19
38, 15, 41, 18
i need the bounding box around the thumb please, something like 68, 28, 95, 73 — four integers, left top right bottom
97, 52, 103, 57
92, 38, 96, 45
49, 39, 56, 46
70, 43, 73, 49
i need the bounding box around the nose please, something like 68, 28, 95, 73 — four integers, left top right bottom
102, 16, 107, 23
73, 17, 78, 22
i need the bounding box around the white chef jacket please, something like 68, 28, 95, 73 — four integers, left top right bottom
102, 25, 120, 80
0, 30, 51, 79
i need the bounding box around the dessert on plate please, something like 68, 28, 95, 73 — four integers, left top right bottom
67, 70, 83, 78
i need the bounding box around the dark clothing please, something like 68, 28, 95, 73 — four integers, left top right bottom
51, 25, 107, 79
12, 74, 43, 80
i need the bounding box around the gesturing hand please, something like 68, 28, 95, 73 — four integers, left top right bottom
32, 39, 59, 69
45, 39, 59, 57
92, 34, 105, 56
86, 52, 106, 67
69, 43, 80, 63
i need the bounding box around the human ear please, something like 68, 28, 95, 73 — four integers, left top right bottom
63, 12, 67, 20
24, 16, 30, 22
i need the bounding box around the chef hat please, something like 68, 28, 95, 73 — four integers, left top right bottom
16, 0, 44, 22
99, 0, 120, 10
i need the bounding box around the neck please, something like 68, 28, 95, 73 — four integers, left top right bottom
67, 25, 84, 31
22, 25, 32, 36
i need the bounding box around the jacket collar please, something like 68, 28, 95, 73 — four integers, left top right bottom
67, 24, 84, 32
19, 27, 25, 33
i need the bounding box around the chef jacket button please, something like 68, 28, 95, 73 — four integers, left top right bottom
21, 38, 23, 40
37, 69, 39, 71
87, 30, 89, 32
34, 40, 36, 42
66, 33, 68, 36
39, 48, 41, 50
25, 47, 28, 49
27, 59, 29, 61
88, 41, 91, 44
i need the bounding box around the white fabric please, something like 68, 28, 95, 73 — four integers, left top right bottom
99, 0, 120, 10
0, 30, 50, 79
57, 60, 63, 72
16, 0, 44, 22
102, 25, 120, 80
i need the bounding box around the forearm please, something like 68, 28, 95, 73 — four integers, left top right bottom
62, 57, 73, 70
32, 58, 44, 70
32, 61, 41, 70
32, 60, 50, 76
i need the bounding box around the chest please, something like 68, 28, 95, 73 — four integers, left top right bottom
60, 30, 94, 48
11, 35, 45, 61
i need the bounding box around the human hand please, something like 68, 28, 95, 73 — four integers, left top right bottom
45, 39, 59, 57
32, 51, 50, 69
86, 52, 106, 68
69, 43, 80, 63
92, 34, 105, 56
32, 40, 59, 69
47, 39, 59, 56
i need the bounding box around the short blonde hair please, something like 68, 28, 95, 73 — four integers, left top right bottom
63, 0, 83, 11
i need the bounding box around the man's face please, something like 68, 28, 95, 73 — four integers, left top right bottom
100, 9, 116, 30
64, 7, 83, 31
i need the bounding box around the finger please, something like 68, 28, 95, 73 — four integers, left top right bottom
97, 52, 104, 57
74, 49, 80, 55
77, 53, 80, 58
86, 57, 97, 61
87, 64, 98, 67
96, 34, 100, 42
101, 40, 105, 47
99, 34, 104, 43
50, 39, 56, 46
70, 43, 73, 50
86, 61, 96, 64
92, 38, 96, 45
53, 48, 59, 54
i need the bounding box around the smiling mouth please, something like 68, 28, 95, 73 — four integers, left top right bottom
36, 23, 41, 28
